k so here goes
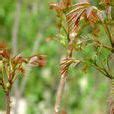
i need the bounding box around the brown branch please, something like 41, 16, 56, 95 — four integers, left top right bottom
6, 92, 11, 114
54, 42, 73, 114
54, 1, 89, 113
54, 72, 67, 114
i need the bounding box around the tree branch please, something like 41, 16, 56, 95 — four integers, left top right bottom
6, 92, 11, 114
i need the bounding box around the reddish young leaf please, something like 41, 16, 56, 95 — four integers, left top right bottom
29, 55, 46, 67
100, 0, 110, 5
17, 66, 25, 74
0, 49, 10, 59
97, 10, 104, 22
86, 7, 93, 18
62, 0, 72, 7
86, 10, 99, 26
105, 0, 110, 4
0, 42, 7, 49
106, 6, 112, 20
49, 2, 63, 11
65, 2, 90, 32
61, 109, 67, 114
37, 55, 46, 67
8, 72, 14, 82
49, 0, 72, 12
13, 54, 28, 64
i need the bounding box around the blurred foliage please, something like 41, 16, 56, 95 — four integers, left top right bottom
0, 0, 111, 114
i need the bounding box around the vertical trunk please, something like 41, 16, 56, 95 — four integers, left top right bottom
6, 92, 11, 114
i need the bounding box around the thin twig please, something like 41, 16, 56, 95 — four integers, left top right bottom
103, 23, 113, 48
54, 44, 73, 114
94, 40, 114, 51
54, 73, 67, 114
92, 62, 112, 79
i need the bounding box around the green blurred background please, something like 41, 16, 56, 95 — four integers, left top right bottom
0, 0, 110, 114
